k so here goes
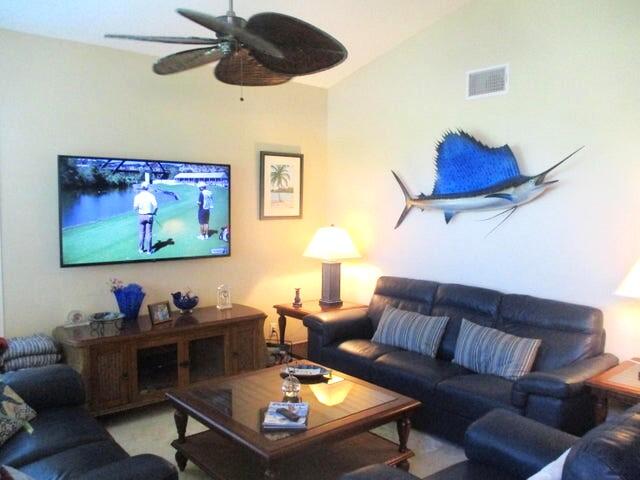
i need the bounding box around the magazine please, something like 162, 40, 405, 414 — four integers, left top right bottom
262, 402, 309, 430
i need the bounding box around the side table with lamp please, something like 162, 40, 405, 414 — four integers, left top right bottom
586, 260, 640, 423
273, 225, 367, 358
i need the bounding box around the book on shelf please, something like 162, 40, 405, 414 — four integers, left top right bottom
262, 402, 309, 430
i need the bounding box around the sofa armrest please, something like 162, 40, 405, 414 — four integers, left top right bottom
464, 409, 578, 479
77, 454, 177, 480
303, 308, 372, 347
0, 364, 85, 410
512, 353, 618, 405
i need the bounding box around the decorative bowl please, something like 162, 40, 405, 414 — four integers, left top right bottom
171, 292, 199, 313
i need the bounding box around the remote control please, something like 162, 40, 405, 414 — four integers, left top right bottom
276, 407, 300, 422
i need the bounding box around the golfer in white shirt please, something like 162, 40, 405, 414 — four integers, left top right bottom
133, 181, 158, 254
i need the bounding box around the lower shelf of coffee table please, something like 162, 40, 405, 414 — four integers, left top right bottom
172, 430, 414, 480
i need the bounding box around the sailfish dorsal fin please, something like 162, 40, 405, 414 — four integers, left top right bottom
432, 130, 523, 195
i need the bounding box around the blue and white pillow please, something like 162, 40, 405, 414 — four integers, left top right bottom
453, 319, 541, 380
372, 305, 449, 358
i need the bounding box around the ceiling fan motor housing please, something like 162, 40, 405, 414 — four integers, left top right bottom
215, 15, 247, 35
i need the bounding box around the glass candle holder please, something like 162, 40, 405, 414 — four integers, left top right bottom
281, 371, 301, 402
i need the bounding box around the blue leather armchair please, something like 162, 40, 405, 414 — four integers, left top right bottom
341, 403, 640, 480
0, 364, 177, 480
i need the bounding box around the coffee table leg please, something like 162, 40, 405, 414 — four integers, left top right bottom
175, 451, 188, 472
174, 409, 188, 443
397, 414, 411, 453
174, 409, 189, 471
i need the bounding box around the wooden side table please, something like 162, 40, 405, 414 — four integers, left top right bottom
273, 300, 367, 354
586, 358, 640, 424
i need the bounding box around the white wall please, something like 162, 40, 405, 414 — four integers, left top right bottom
328, 0, 640, 360
0, 29, 327, 341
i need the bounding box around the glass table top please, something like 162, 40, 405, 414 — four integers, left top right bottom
185, 366, 397, 437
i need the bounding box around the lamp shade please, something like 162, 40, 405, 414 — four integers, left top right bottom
616, 260, 640, 299
303, 226, 360, 262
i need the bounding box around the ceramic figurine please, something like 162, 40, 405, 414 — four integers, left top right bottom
293, 288, 302, 308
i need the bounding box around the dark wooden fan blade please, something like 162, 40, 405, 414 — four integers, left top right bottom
215, 49, 292, 86
246, 13, 347, 75
153, 47, 225, 75
176, 8, 284, 59
105, 34, 220, 45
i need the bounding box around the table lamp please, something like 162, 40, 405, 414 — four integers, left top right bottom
303, 225, 360, 307
616, 260, 640, 299
615, 260, 640, 379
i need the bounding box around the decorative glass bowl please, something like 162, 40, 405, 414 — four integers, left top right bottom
171, 292, 199, 313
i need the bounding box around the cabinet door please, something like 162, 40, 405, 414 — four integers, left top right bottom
186, 332, 227, 384
232, 322, 260, 374
133, 338, 180, 402
90, 343, 130, 412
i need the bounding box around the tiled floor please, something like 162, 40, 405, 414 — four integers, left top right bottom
102, 403, 465, 479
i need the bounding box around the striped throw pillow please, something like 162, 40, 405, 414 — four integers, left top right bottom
371, 305, 449, 358
453, 319, 541, 380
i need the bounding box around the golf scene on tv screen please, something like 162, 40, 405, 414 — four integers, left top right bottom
58, 155, 230, 267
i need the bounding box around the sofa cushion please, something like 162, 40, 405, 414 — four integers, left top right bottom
371, 350, 471, 399
454, 319, 541, 380
18, 440, 127, 480
526, 448, 569, 480
435, 374, 521, 420
500, 295, 604, 371
562, 403, 640, 480
321, 340, 399, 381
0, 383, 36, 447
431, 284, 502, 361
367, 277, 439, 330
0, 406, 112, 467
372, 306, 448, 357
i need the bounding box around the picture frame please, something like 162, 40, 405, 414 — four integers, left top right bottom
148, 301, 172, 325
259, 151, 303, 219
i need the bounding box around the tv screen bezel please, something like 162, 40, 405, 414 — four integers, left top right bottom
57, 154, 231, 268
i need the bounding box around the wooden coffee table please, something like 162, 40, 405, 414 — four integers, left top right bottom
166, 364, 420, 479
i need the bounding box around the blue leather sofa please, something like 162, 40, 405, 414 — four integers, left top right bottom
341, 403, 640, 480
304, 276, 618, 441
0, 364, 177, 479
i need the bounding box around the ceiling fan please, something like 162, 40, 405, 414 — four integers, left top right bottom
105, 0, 348, 89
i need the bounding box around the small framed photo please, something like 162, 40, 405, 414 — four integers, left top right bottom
259, 151, 303, 219
148, 301, 172, 325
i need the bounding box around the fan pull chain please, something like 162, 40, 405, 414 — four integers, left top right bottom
239, 53, 245, 102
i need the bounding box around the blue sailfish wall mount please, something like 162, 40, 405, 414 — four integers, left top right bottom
393, 130, 583, 232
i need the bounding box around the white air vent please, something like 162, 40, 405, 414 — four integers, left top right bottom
466, 64, 509, 99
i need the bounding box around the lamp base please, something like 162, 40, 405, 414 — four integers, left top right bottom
319, 299, 343, 308
319, 262, 342, 307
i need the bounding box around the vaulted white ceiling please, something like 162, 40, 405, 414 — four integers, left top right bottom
0, 0, 468, 88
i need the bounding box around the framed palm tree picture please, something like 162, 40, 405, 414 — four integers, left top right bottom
259, 151, 304, 219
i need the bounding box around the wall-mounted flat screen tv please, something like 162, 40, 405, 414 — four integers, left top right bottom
58, 155, 230, 267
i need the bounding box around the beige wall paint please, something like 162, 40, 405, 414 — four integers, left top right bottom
328, 0, 640, 360
0, 29, 327, 341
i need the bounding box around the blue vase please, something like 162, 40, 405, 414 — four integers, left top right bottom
113, 284, 145, 322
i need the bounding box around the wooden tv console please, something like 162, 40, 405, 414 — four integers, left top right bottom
54, 304, 266, 416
